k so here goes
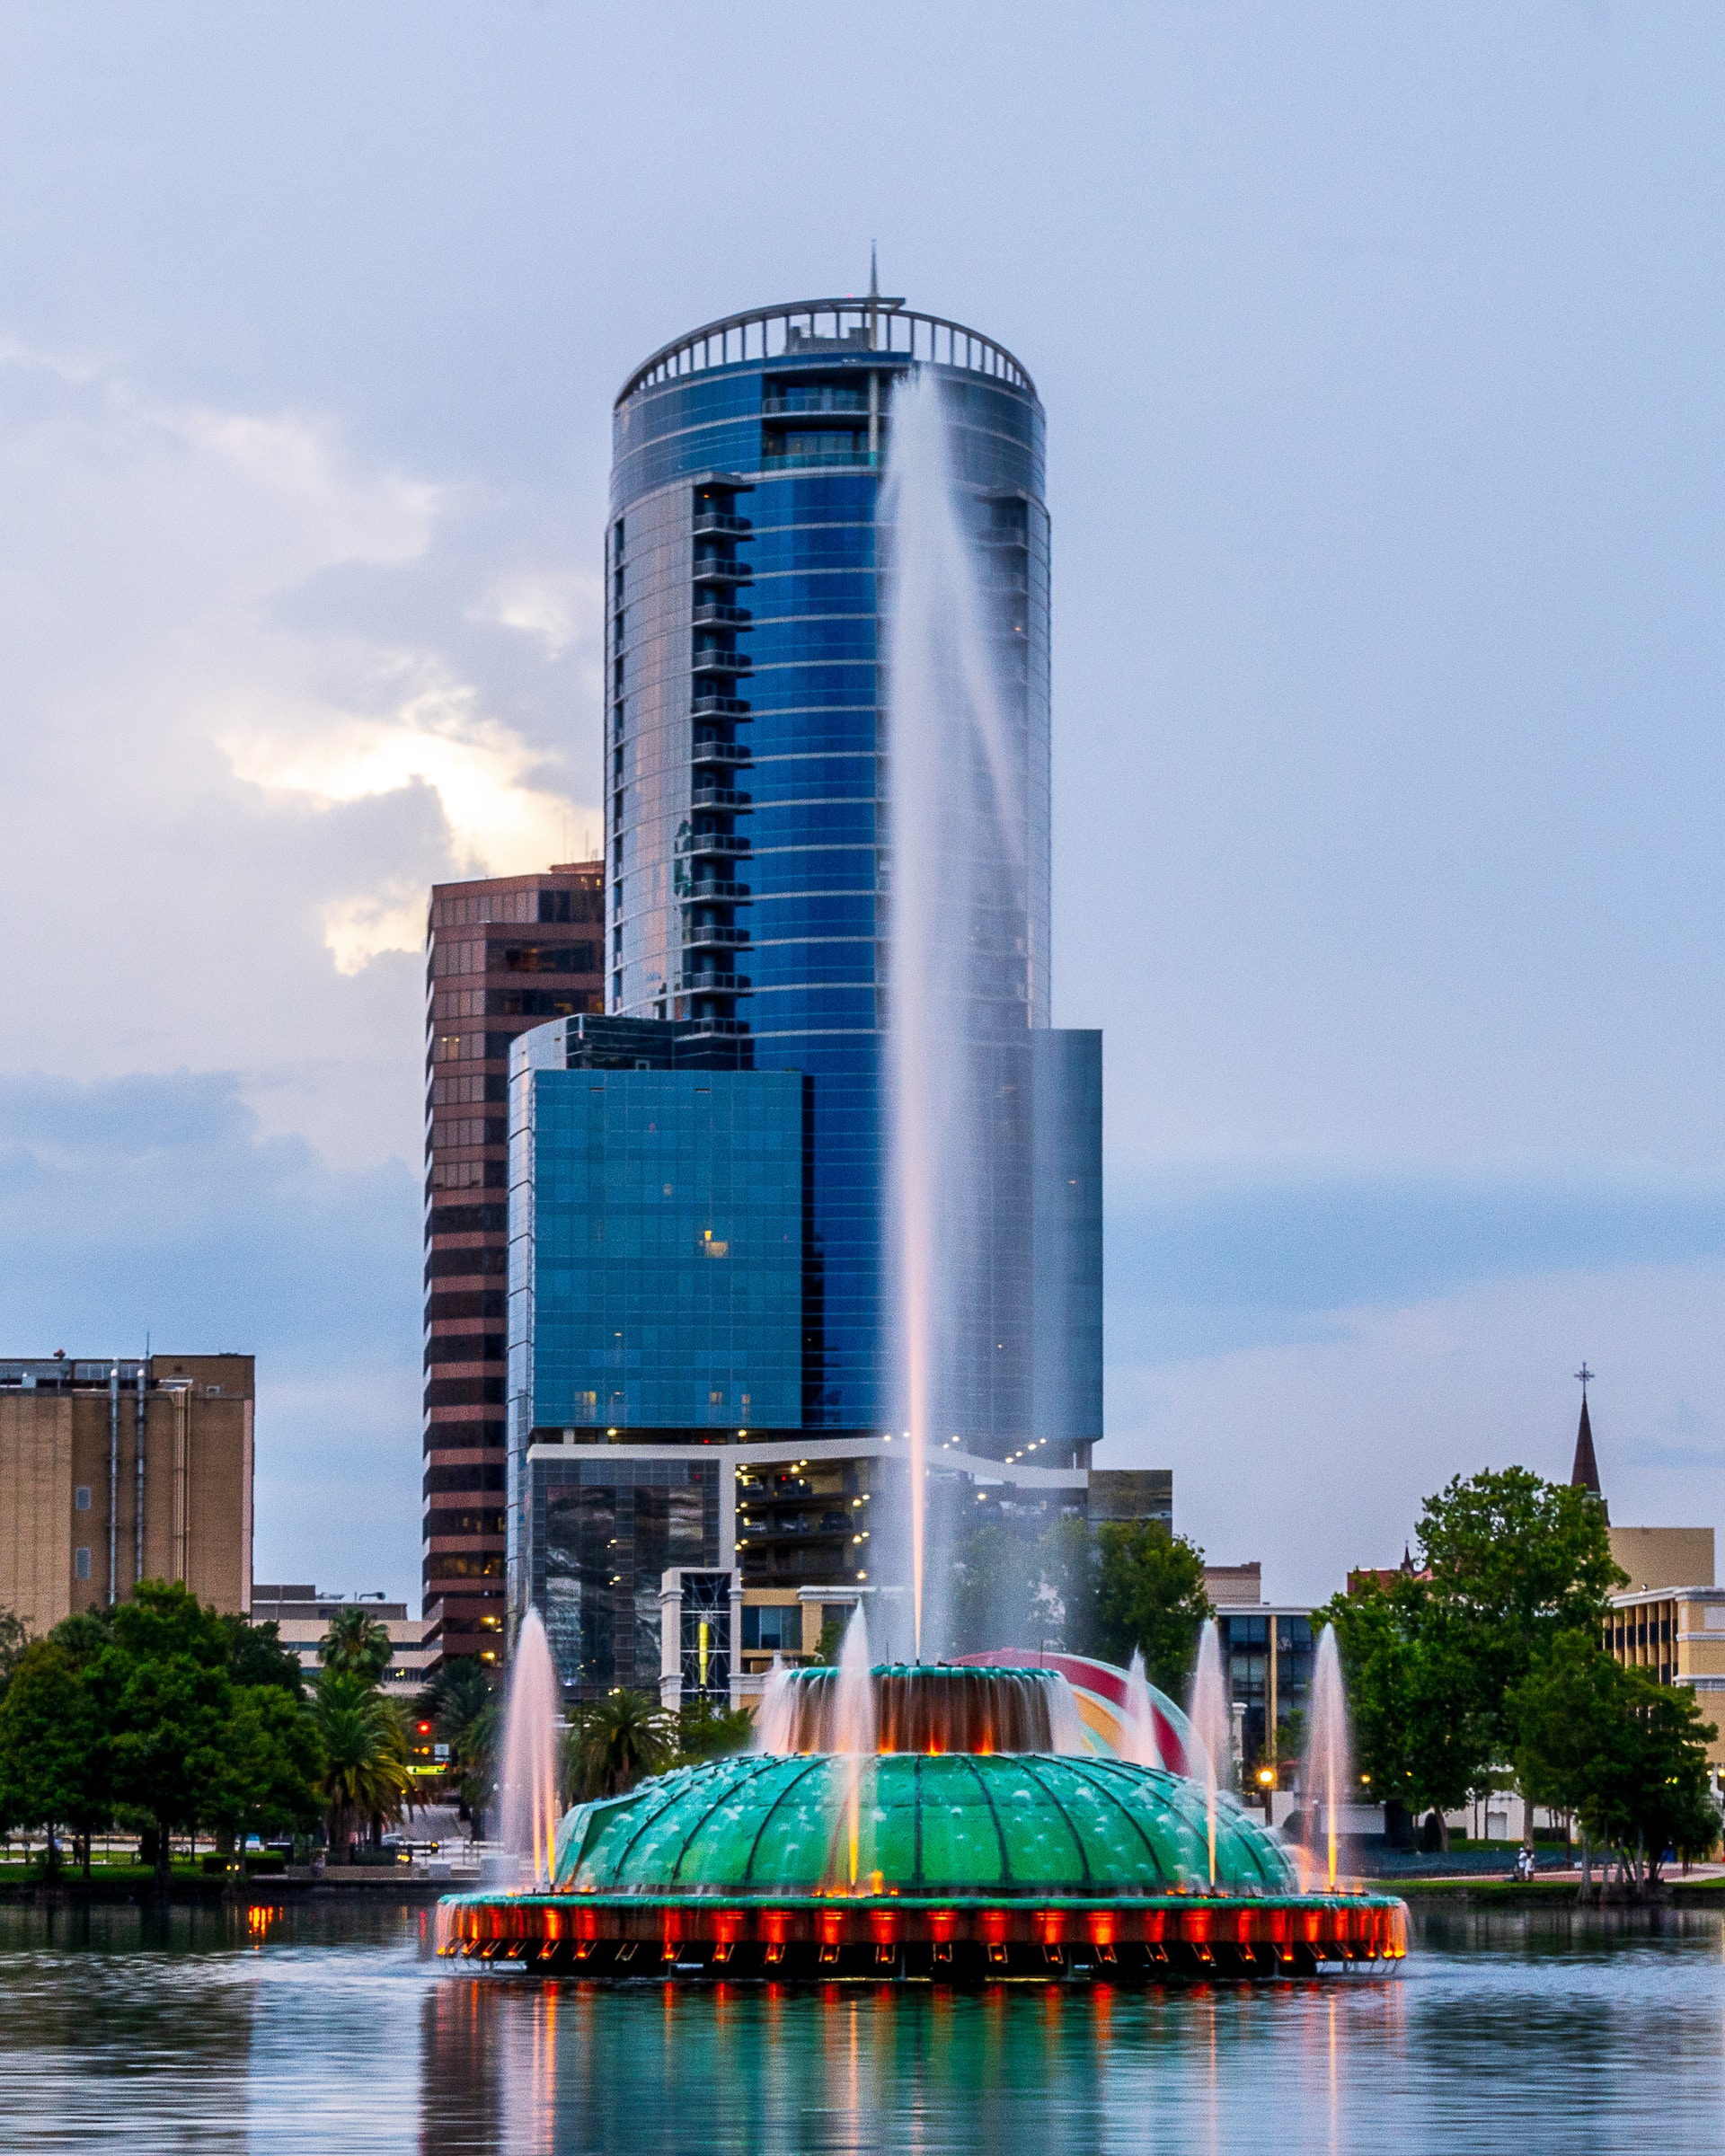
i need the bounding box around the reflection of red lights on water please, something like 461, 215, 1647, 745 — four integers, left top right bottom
245, 1905, 282, 1943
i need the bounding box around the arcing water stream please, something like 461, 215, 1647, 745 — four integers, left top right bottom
880, 367, 1022, 1656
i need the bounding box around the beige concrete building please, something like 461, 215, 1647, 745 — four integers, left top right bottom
1607, 1578, 1725, 1772
1608, 1524, 1715, 1594
0, 1353, 253, 1630
249, 1584, 432, 1701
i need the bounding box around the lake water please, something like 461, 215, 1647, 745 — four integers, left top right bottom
0, 1900, 1719, 2152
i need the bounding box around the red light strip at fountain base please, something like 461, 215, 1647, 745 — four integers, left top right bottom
436, 1891, 1408, 1984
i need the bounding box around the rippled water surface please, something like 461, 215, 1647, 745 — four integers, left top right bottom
1, 1901, 1721, 2152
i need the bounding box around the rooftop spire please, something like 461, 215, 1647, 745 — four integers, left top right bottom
1570, 1365, 1605, 1513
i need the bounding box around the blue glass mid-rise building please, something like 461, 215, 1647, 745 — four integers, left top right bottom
605, 293, 1091, 1454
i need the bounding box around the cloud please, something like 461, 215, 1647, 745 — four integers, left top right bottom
0, 1071, 421, 1598
0, 340, 600, 1166
473, 566, 603, 660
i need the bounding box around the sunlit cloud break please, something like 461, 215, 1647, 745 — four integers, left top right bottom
219, 664, 586, 968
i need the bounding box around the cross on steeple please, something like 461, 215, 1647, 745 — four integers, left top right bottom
1570, 1365, 1605, 1514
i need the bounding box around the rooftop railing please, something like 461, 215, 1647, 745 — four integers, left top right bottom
618, 297, 1036, 409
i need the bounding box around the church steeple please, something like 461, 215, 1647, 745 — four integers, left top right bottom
1570, 1363, 1605, 1515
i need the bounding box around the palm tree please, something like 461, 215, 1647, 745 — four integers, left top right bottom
419, 1658, 499, 1838
565, 1690, 674, 1802
318, 1607, 394, 1685
314, 1672, 411, 1860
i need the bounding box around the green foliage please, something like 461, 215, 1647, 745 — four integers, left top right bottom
1090, 1521, 1212, 1696
949, 1515, 1209, 1692
422, 1658, 498, 1832
814, 1617, 845, 1665
219, 1615, 306, 1699
1414, 1467, 1624, 1760
317, 1607, 394, 1686
0, 1583, 331, 1877
674, 1696, 755, 1764
0, 1640, 108, 1866
1314, 1578, 1492, 1816
1511, 1633, 1720, 1878
0, 1607, 31, 1700
314, 1671, 411, 1853
87, 1582, 234, 1880
565, 1690, 674, 1801
212, 1686, 324, 1846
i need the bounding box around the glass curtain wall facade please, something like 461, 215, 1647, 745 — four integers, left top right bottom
607, 299, 1053, 1450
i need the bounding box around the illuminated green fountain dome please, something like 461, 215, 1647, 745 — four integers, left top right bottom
553, 1751, 1296, 1900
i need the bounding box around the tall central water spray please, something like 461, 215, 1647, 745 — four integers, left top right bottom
1187, 1620, 1232, 1888
499, 1610, 561, 1889
1305, 1623, 1353, 1891
880, 368, 1023, 1657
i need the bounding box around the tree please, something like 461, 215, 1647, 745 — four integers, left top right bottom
675, 1696, 754, 1764
1513, 1639, 1720, 1884
1316, 1578, 1494, 1840
1090, 1521, 1211, 1696
318, 1608, 394, 1686
0, 1607, 31, 1701
212, 1687, 325, 1858
0, 1640, 108, 1875
88, 1581, 234, 1891
565, 1691, 674, 1802
1416, 1468, 1623, 1762
949, 1524, 1040, 1654
218, 1615, 306, 1699
421, 1659, 499, 1836
314, 1672, 411, 1858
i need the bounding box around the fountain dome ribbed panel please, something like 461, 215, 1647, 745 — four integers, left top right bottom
552, 1752, 1296, 1898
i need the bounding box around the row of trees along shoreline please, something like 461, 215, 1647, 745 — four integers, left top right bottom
2, 1470, 1712, 1891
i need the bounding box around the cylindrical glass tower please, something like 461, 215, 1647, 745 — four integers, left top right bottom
606, 296, 1050, 1444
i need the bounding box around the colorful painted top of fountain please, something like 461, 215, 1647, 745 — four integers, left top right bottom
551, 1749, 1296, 1900
764, 1664, 1084, 1755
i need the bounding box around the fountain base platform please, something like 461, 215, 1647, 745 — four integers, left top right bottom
436, 1890, 1407, 1983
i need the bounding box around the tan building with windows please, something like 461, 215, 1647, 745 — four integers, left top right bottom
0, 1352, 253, 1630
249, 1584, 431, 1701
1606, 1577, 1725, 1772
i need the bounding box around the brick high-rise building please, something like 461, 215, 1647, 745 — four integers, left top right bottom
423, 863, 603, 1665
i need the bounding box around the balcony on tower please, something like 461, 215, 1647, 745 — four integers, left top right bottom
692, 645, 751, 676
677, 830, 753, 861
691, 738, 751, 769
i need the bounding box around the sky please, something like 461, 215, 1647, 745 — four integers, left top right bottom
1, 3, 1721, 1605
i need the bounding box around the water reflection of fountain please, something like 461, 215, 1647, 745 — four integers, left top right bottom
881, 368, 1023, 1658
1305, 1623, 1353, 1891
1120, 1649, 1162, 1769
1187, 1620, 1232, 1888
499, 1610, 561, 1890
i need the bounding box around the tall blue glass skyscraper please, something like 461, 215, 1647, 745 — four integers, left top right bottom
606, 294, 1087, 1454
